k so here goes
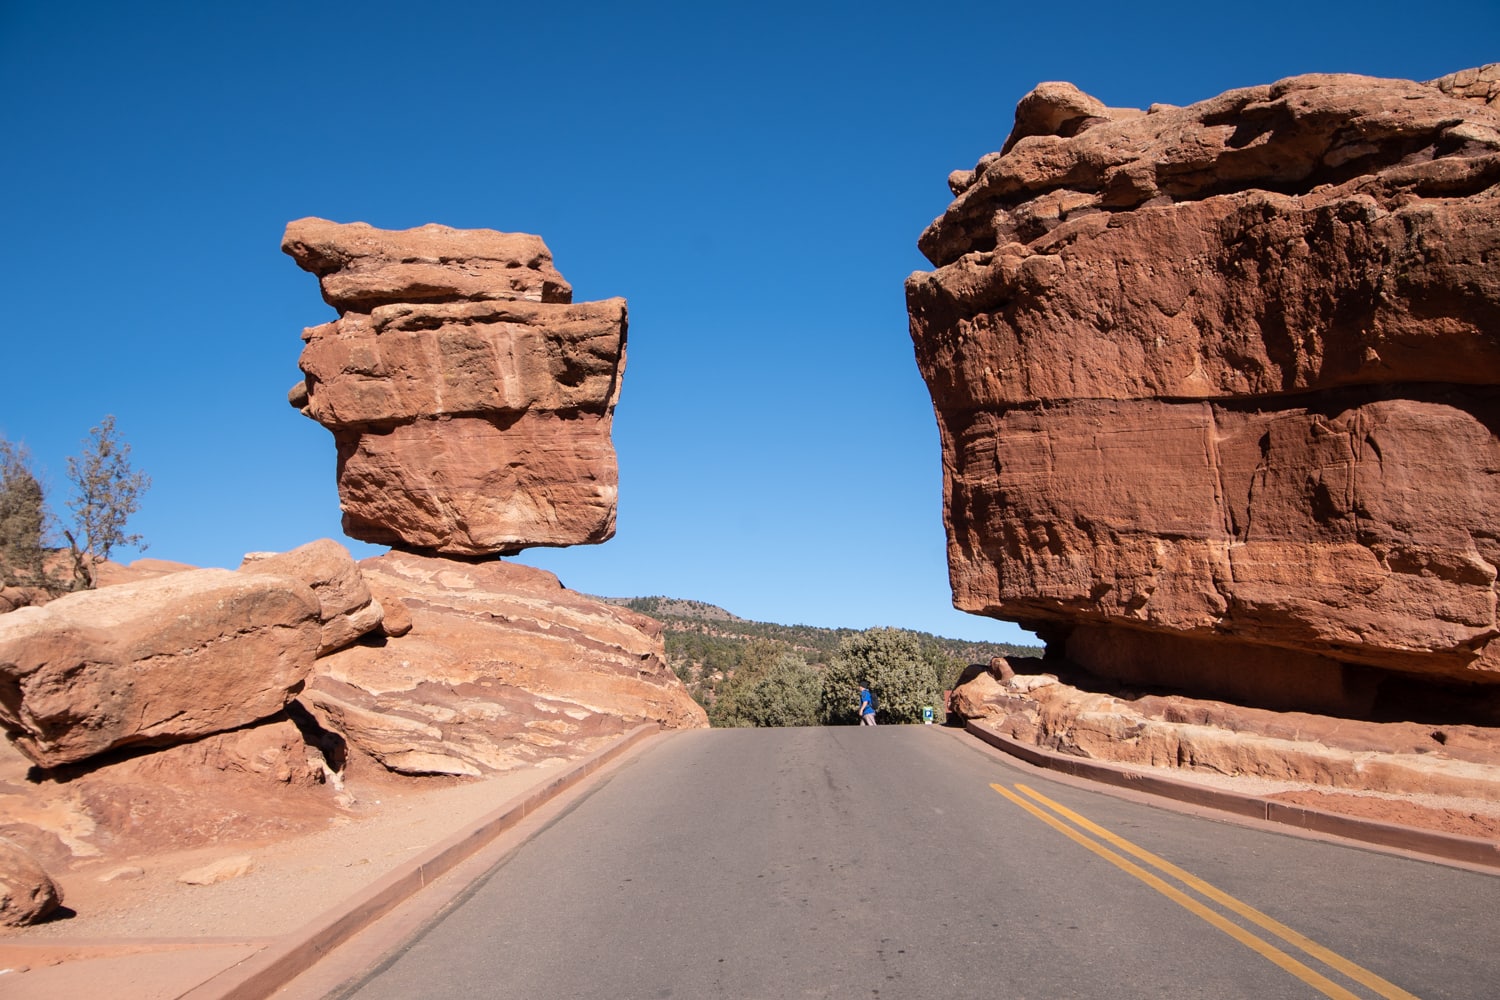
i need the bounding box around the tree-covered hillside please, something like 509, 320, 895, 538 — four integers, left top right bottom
602, 595, 1041, 723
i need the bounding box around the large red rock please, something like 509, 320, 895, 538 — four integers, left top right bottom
301, 552, 707, 776
0, 570, 320, 767
283, 218, 626, 556
240, 538, 383, 655
907, 69, 1500, 714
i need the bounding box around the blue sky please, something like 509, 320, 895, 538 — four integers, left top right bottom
2, 2, 1493, 645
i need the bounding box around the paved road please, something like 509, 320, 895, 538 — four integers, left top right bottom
334, 727, 1499, 999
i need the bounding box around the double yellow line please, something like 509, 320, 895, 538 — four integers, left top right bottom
990, 783, 1421, 1000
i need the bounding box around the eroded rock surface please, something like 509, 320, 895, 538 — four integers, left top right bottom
0, 570, 321, 767
953, 660, 1500, 808
241, 539, 383, 655
303, 552, 707, 776
283, 218, 626, 556
907, 69, 1500, 713
0, 836, 61, 927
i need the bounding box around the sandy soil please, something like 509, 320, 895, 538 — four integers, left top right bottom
0, 751, 572, 974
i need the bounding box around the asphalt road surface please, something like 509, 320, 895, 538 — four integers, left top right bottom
333, 726, 1500, 999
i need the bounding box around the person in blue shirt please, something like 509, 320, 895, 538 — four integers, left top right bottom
858, 684, 877, 726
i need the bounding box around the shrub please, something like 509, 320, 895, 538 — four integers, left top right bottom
731, 654, 821, 728
818, 627, 944, 725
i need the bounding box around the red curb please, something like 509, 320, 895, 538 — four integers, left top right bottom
178, 722, 663, 1000
964, 720, 1500, 871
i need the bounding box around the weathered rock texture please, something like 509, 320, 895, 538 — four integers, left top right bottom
241, 539, 384, 655
907, 69, 1500, 715
0, 570, 321, 767
283, 218, 626, 556
0, 836, 61, 927
953, 660, 1500, 813
303, 552, 707, 777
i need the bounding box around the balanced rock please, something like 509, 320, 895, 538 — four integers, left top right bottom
907, 70, 1500, 714
0, 570, 320, 767
283, 218, 627, 556
301, 552, 707, 777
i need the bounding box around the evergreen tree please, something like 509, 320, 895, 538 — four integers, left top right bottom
708, 638, 791, 726
0, 438, 53, 590
732, 654, 821, 728
818, 627, 944, 725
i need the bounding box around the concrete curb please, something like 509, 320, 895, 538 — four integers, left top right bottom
178, 722, 664, 1000
965, 720, 1500, 872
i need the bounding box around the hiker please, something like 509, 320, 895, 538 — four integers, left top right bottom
858, 684, 877, 726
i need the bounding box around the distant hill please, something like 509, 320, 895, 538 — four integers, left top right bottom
602, 596, 745, 622
601, 595, 1042, 709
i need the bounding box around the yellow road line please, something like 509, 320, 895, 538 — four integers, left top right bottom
990, 783, 1363, 1000
1013, 783, 1421, 1000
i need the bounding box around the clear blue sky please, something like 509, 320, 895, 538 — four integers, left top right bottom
2, 2, 1493, 645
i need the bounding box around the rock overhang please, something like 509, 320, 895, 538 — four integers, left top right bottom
907, 66, 1500, 715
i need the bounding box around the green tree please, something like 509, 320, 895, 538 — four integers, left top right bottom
708, 638, 793, 726
919, 639, 968, 697
63, 416, 150, 589
0, 438, 55, 591
818, 627, 944, 725
731, 654, 821, 728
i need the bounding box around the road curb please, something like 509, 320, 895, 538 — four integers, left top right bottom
179, 722, 664, 1000
964, 720, 1500, 872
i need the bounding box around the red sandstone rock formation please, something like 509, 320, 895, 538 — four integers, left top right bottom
0, 836, 61, 927
952, 661, 1500, 814
283, 218, 626, 556
241, 539, 384, 656
303, 552, 707, 776
0, 540, 388, 769
0, 570, 322, 767
907, 68, 1500, 715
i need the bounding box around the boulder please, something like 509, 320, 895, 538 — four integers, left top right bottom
0, 836, 60, 927
0, 569, 320, 767
300, 552, 707, 776
907, 69, 1500, 715
283, 218, 627, 555
240, 538, 383, 655
368, 576, 413, 638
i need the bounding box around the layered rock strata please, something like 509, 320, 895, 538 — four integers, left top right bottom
303, 552, 707, 776
907, 69, 1500, 714
951, 659, 1500, 832
283, 218, 627, 556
